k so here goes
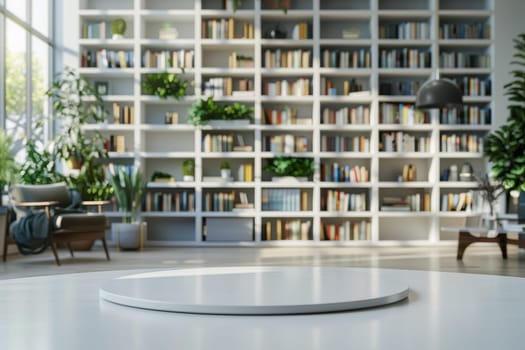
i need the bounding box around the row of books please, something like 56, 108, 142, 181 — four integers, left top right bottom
441, 191, 476, 212
320, 78, 363, 96
320, 164, 369, 183
263, 78, 311, 96
320, 135, 370, 153
145, 191, 195, 212
380, 132, 431, 153
261, 189, 308, 211
82, 21, 110, 39
263, 219, 311, 241
142, 49, 194, 69
439, 106, 491, 125
321, 191, 367, 212
379, 48, 431, 69
81, 49, 134, 68
379, 103, 429, 125
112, 103, 134, 124
203, 191, 235, 212
237, 164, 254, 182
321, 106, 370, 125
264, 135, 309, 153
203, 77, 233, 97
440, 134, 484, 153
291, 22, 311, 40
379, 21, 430, 40
201, 18, 254, 39
446, 76, 491, 97
439, 22, 491, 39
264, 107, 298, 125
202, 133, 237, 152
321, 220, 371, 241
263, 49, 311, 69
105, 135, 126, 153
381, 193, 431, 212
379, 81, 420, 96
321, 48, 371, 68
439, 52, 491, 68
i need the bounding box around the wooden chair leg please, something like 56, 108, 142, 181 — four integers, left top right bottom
49, 243, 61, 266
67, 243, 75, 258
498, 233, 508, 259
3, 210, 10, 262
102, 238, 110, 261
2, 234, 8, 262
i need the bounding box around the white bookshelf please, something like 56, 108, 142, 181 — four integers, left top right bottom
75, 0, 494, 246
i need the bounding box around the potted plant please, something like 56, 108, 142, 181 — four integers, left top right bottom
0, 130, 18, 193
182, 159, 195, 181
111, 18, 127, 39
484, 33, 525, 196
46, 67, 108, 171
19, 141, 66, 185
188, 97, 253, 126
220, 161, 232, 180
142, 71, 188, 100
109, 164, 147, 250
264, 156, 314, 182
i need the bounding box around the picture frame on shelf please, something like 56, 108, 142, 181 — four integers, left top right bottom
94, 81, 109, 95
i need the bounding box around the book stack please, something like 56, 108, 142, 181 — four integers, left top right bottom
263, 219, 311, 241
321, 220, 371, 241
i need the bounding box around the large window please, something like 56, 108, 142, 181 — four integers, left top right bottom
0, 0, 53, 159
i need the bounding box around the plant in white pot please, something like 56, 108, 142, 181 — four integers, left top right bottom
109, 164, 147, 250
220, 161, 232, 180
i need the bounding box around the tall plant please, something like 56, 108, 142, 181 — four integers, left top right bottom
0, 130, 18, 190
109, 164, 147, 223
484, 33, 525, 193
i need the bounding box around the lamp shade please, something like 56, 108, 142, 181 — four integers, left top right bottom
415, 79, 463, 109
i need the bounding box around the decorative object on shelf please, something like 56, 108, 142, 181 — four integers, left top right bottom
401, 164, 416, 182
109, 164, 147, 250
265, 157, 314, 181
416, 76, 463, 109
484, 33, 525, 194
220, 162, 232, 180
94, 81, 108, 95
188, 97, 253, 126
0, 130, 17, 192
225, 0, 243, 11
111, 18, 126, 39
151, 171, 175, 183
142, 70, 189, 100
159, 22, 178, 40
182, 159, 195, 182
264, 25, 287, 39
474, 173, 504, 229
164, 112, 178, 124
459, 162, 474, 182
448, 164, 459, 181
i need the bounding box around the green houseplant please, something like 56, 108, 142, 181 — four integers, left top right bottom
142, 71, 188, 100
0, 130, 18, 191
111, 18, 127, 39
484, 33, 525, 194
220, 161, 231, 180
182, 159, 195, 181
265, 157, 314, 180
19, 141, 65, 185
188, 97, 253, 126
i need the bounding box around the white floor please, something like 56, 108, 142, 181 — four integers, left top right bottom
1, 265, 525, 350
2, 245, 525, 349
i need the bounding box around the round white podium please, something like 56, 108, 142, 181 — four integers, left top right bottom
99, 266, 409, 315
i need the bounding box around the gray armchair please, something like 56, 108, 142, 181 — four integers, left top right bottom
3, 182, 110, 265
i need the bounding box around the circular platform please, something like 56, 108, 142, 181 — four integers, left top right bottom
99, 266, 410, 315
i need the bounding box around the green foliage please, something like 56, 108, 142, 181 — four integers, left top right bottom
142, 71, 188, 99
19, 141, 65, 185
484, 33, 525, 193
220, 161, 231, 170
188, 98, 253, 126
0, 130, 18, 190
264, 157, 314, 177
109, 165, 146, 223
182, 159, 195, 176
111, 18, 127, 35
151, 171, 174, 181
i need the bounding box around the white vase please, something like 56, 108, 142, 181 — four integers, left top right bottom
113, 223, 142, 250
221, 169, 232, 180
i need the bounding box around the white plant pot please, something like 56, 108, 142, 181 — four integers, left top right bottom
207, 119, 250, 127
183, 175, 195, 182
113, 222, 142, 250
272, 176, 308, 183
221, 169, 232, 180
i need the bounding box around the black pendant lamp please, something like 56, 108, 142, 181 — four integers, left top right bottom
415, 77, 463, 109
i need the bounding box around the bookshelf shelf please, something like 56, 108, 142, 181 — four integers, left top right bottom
72, 0, 494, 246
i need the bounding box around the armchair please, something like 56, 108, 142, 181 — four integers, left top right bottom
3, 182, 110, 265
